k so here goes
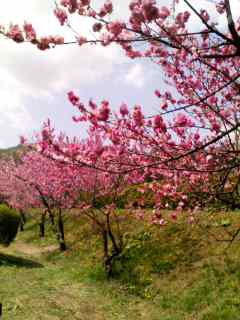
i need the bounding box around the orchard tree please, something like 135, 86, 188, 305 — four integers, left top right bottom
0, 151, 83, 250
0, 159, 35, 211
36, 122, 144, 275
0, 159, 35, 232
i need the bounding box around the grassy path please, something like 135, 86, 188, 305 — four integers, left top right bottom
1, 213, 240, 319
1, 241, 58, 256
0, 239, 161, 320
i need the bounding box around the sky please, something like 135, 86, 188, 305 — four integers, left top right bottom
0, 0, 239, 148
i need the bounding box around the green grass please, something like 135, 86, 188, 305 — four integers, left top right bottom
1, 210, 240, 319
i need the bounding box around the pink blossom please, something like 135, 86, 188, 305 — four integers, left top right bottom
133, 106, 144, 126
120, 103, 129, 117
174, 114, 192, 127
159, 218, 166, 226
99, 8, 107, 18
212, 122, 220, 133
64, 0, 78, 13
153, 115, 165, 130
176, 11, 190, 27
93, 23, 102, 32
171, 212, 178, 220
78, 36, 87, 46
104, 0, 113, 14
161, 103, 168, 110
97, 101, 110, 121
154, 90, 161, 98
194, 132, 200, 141
20, 136, 27, 145
81, 0, 90, 6
37, 37, 51, 50
142, 0, 159, 22
129, 1, 139, 11
88, 9, 97, 17
107, 21, 125, 36
68, 91, 80, 106
7, 25, 24, 43
89, 99, 97, 110
54, 8, 68, 26
208, 96, 218, 104
60, 0, 71, 6
23, 22, 36, 41
158, 6, 170, 20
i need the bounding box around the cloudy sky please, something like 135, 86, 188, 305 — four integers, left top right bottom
0, 0, 239, 148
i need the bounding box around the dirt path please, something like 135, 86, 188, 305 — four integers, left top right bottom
16, 242, 58, 256
2, 241, 59, 257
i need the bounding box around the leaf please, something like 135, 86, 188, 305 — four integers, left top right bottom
220, 219, 231, 227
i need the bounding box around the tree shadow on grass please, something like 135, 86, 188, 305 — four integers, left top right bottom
0, 252, 43, 268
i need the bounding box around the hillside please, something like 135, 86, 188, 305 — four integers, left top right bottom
1, 211, 240, 319
0, 145, 26, 160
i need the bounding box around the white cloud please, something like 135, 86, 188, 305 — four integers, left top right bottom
0, 0, 130, 98
0, 72, 32, 125
125, 64, 145, 88
0, 41, 124, 96
0, 71, 35, 147
0, 0, 129, 147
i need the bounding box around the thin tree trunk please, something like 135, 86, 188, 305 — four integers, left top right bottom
102, 229, 112, 276
49, 211, 55, 226
57, 208, 66, 251
39, 211, 47, 238
19, 210, 26, 232
102, 226, 122, 278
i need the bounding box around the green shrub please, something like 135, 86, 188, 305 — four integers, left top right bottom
0, 205, 20, 246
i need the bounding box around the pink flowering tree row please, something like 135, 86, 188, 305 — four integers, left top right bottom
0, 150, 84, 250
1, 127, 144, 274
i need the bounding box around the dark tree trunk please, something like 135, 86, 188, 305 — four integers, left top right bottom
19, 210, 26, 232
102, 227, 121, 278
102, 229, 111, 275
49, 211, 55, 226
57, 209, 66, 251
39, 211, 47, 238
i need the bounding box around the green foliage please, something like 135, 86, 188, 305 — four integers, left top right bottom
110, 229, 178, 296
79, 184, 155, 210
0, 205, 20, 246
116, 185, 154, 209
2, 211, 240, 319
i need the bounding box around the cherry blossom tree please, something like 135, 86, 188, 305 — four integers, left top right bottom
1, 1, 240, 217
0, 151, 84, 250
34, 122, 144, 275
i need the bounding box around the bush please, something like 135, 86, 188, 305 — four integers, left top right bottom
0, 205, 20, 246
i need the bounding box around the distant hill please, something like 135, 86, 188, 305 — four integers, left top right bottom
0, 145, 26, 160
